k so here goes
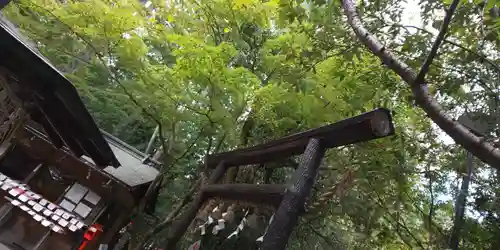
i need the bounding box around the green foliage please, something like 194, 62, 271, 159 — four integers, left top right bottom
2, 0, 499, 249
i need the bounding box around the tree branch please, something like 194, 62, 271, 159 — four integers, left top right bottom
414, 0, 460, 84
384, 22, 500, 75
20, 0, 172, 168
213, 133, 227, 153
341, 0, 500, 167
402, 190, 446, 238
381, 214, 416, 249
367, 183, 426, 249
136, 175, 205, 249
168, 126, 207, 170
305, 223, 343, 249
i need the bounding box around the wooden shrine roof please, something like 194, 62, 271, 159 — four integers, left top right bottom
100, 131, 160, 187
0, 14, 119, 168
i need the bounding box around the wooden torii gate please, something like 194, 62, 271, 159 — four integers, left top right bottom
165, 108, 395, 250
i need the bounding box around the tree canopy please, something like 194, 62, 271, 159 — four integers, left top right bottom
2, 0, 499, 249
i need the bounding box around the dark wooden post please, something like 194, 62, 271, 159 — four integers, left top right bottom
260, 138, 326, 250
164, 161, 227, 249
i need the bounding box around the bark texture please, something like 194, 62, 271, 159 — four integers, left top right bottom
341, 0, 500, 167
260, 138, 326, 250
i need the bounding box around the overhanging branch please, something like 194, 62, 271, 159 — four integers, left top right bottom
414, 0, 460, 84
379, 21, 500, 75
341, 0, 500, 167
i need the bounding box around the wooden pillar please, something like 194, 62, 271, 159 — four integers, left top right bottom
164, 161, 226, 250
260, 138, 326, 250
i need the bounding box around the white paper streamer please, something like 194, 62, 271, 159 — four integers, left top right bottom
207, 216, 214, 225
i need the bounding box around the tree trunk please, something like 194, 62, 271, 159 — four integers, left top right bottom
449, 151, 473, 250
340, 0, 500, 167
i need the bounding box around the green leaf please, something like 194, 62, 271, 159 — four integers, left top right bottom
167, 14, 174, 23
5, 1, 499, 249
486, 0, 496, 10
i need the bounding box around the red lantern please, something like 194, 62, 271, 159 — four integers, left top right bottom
78, 224, 103, 250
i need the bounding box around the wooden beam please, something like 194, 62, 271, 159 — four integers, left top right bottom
261, 138, 326, 250
202, 184, 286, 208
14, 127, 135, 208
164, 162, 227, 250
205, 108, 394, 169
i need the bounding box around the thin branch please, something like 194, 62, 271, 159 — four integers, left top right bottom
262, 68, 277, 86
367, 183, 426, 249
402, 190, 446, 238
137, 176, 205, 249
303, 47, 351, 74
205, 133, 214, 157
137, 125, 206, 218
377, 20, 500, 75
45, 47, 93, 66
20, 0, 173, 167
436, 63, 499, 100
305, 223, 342, 249
154, 83, 215, 123
213, 133, 227, 153
190, 0, 223, 45
414, 0, 461, 84
341, 0, 500, 167
168, 126, 207, 170
381, 214, 416, 249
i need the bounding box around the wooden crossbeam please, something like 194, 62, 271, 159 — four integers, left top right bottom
165, 109, 396, 249
202, 184, 286, 208
205, 108, 394, 169
165, 162, 227, 249
164, 182, 286, 248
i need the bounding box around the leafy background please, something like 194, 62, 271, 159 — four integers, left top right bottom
1, 0, 499, 249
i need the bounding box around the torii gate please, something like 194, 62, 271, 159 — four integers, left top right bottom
164, 108, 395, 250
